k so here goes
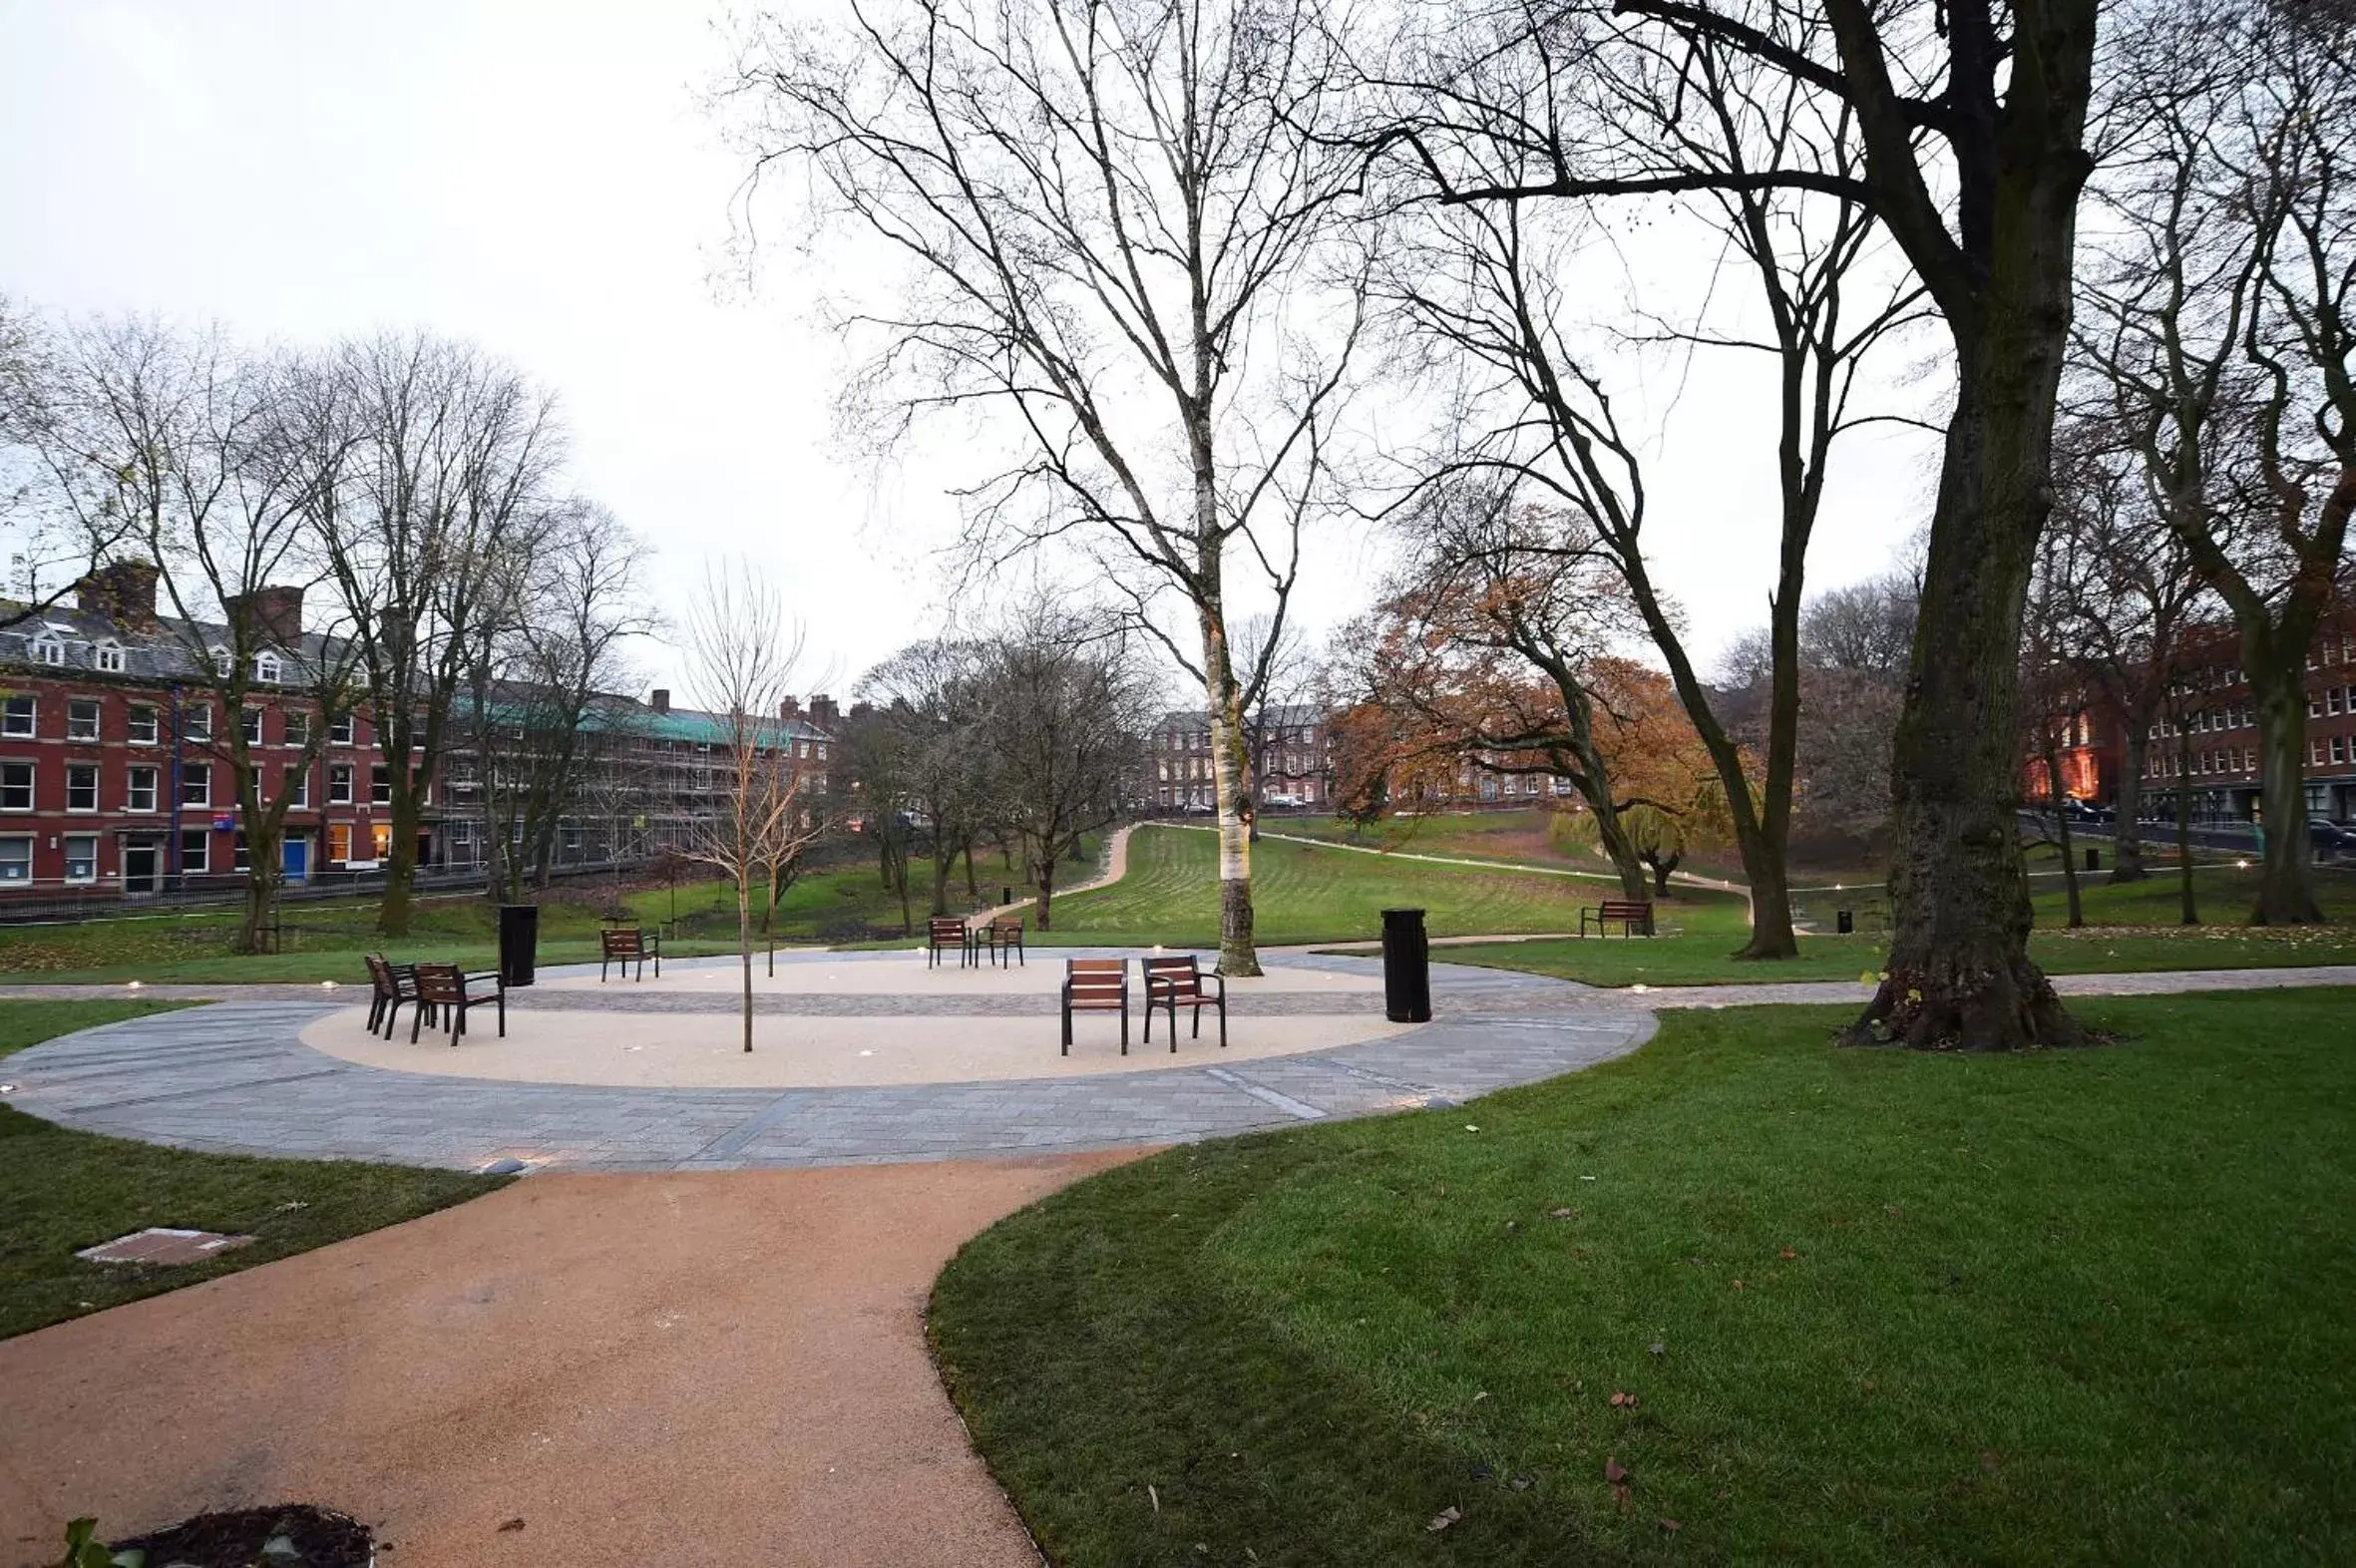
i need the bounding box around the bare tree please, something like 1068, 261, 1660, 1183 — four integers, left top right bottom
2079, 0, 2355, 923
310, 332, 562, 935
982, 609, 1150, 930
1366, 0, 1928, 962
722, 0, 1367, 975
464, 500, 654, 903
1370, 0, 2105, 1046
0, 298, 152, 628
41, 320, 362, 952
859, 637, 999, 915
681, 566, 825, 1051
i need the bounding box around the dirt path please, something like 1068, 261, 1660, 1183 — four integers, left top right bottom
0, 1156, 1136, 1568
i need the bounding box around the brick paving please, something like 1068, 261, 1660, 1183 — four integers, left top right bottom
3, 954, 2343, 1173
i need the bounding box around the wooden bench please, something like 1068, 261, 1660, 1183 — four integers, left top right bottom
982, 914, 1025, 969
410, 962, 505, 1044
1061, 958, 1129, 1054
1141, 954, 1226, 1050
929, 916, 975, 970
599, 927, 660, 981
1580, 898, 1656, 938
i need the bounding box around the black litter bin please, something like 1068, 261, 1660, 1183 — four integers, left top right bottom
2086, 847, 2101, 872
1380, 907, 1432, 1023
1836, 908, 1854, 935
498, 903, 539, 987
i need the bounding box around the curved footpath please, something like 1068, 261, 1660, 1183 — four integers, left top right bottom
0, 952, 1649, 1172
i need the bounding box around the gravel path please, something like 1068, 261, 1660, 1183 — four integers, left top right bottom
0, 1158, 1130, 1568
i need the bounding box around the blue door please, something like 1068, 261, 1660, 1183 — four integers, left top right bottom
282, 837, 310, 881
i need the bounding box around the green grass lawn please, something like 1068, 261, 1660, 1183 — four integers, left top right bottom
0, 854, 933, 984
1437, 861, 2356, 987
1039, 826, 1750, 947
0, 1001, 505, 1339
930, 991, 2356, 1566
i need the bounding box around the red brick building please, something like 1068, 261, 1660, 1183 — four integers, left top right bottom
0, 564, 403, 903
2031, 610, 2356, 827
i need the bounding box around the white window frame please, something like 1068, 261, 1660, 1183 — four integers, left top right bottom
180, 829, 210, 874
95, 639, 125, 674
63, 833, 98, 884
0, 760, 31, 812
327, 763, 353, 805
184, 704, 212, 741
66, 698, 101, 740
64, 762, 98, 813
128, 704, 159, 744
283, 711, 309, 748
1, 696, 32, 738
288, 766, 310, 808
180, 761, 211, 807
208, 645, 233, 678
127, 765, 159, 813
330, 713, 355, 745
255, 649, 283, 685
30, 633, 64, 666
0, 834, 30, 883
242, 707, 263, 746
371, 764, 392, 806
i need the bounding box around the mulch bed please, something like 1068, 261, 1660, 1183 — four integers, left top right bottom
111, 1507, 372, 1567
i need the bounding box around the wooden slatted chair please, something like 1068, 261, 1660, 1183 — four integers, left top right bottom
365, 955, 431, 1040
929, 916, 975, 970
984, 914, 1025, 969
1061, 958, 1129, 1055
600, 927, 658, 981
410, 962, 506, 1045
1141, 954, 1227, 1051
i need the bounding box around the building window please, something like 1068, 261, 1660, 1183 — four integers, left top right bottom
66, 764, 98, 813
67, 699, 100, 740
64, 834, 97, 883
0, 761, 30, 811
180, 762, 211, 807
371, 764, 392, 806
232, 832, 250, 873
370, 822, 391, 860
328, 822, 352, 864
330, 713, 355, 745
284, 711, 309, 748
208, 645, 233, 678
328, 764, 353, 804
1, 696, 32, 737
184, 704, 211, 740
128, 765, 158, 812
129, 704, 159, 744
2331, 688, 2345, 716
95, 640, 125, 673
0, 836, 29, 882
180, 829, 209, 874
2335, 736, 2349, 766
287, 766, 310, 808
255, 650, 283, 684
242, 707, 264, 746
30, 632, 64, 666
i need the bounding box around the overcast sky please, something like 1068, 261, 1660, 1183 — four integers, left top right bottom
0, 0, 1935, 705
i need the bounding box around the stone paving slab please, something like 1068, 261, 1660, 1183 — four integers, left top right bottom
3, 957, 2344, 1173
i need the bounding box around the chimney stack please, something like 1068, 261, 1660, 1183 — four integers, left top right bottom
224, 586, 304, 646
809, 693, 840, 729
779, 695, 802, 721
650, 688, 671, 714
74, 560, 162, 631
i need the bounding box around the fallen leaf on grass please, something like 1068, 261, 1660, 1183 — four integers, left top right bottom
1648, 1342, 1665, 1357
497, 1519, 525, 1533
1548, 1207, 1576, 1218
1659, 1519, 1682, 1533
1731, 1279, 1748, 1291
1608, 1390, 1639, 1409
1778, 1247, 1797, 1260
1606, 1457, 1633, 1516
1427, 1506, 1461, 1533
1148, 1484, 1160, 1512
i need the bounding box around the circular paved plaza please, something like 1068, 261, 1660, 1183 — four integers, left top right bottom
0, 949, 1654, 1171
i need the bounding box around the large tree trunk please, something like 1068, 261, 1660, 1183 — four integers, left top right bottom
2112, 725, 2150, 882
2247, 652, 2323, 924
1848, 353, 2086, 1048
1033, 861, 1056, 932
235, 817, 282, 956
1203, 641, 1262, 977
378, 784, 421, 937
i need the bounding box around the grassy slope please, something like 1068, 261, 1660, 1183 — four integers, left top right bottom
1443, 861, 2356, 986
1038, 825, 1750, 947
931, 991, 2356, 1566
0, 857, 924, 984
0, 1000, 506, 1339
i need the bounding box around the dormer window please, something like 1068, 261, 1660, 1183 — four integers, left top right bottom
30, 632, 65, 666
208, 645, 233, 678
255, 649, 283, 685
95, 639, 125, 674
